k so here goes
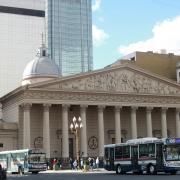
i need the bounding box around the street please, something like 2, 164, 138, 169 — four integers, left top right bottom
7, 170, 180, 180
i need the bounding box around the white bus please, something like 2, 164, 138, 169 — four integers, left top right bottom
0, 149, 47, 174
104, 137, 180, 175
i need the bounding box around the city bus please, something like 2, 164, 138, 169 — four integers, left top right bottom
104, 137, 180, 175
0, 149, 47, 174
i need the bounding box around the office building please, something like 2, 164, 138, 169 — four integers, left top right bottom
0, 0, 45, 97
46, 0, 93, 76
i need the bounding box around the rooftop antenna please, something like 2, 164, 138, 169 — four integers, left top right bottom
38, 32, 47, 57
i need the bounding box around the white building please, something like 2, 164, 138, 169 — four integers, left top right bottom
0, 0, 45, 97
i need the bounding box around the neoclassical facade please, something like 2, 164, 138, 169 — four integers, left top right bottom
1, 63, 180, 161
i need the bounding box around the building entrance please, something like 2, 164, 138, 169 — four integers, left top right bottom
69, 138, 74, 158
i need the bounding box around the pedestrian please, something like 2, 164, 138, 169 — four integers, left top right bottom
89, 158, 94, 171
80, 158, 84, 170
47, 160, 50, 170
96, 157, 99, 170
73, 159, 78, 170
52, 158, 57, 170
69, 158, 74, 170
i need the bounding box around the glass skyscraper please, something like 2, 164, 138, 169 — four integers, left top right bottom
46, 0, 93, 76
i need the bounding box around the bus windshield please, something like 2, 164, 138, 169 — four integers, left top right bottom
165, 145, 180, 161
29, 154, 46, 164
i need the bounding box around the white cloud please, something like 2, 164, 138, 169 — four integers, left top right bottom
92, 0, 101, 11
118, 16, 180, 55
92, 25, 109, 46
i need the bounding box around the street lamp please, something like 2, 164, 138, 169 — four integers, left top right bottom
70, 116, 83, 167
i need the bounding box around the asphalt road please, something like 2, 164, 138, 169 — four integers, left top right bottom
7, 171, 180, 180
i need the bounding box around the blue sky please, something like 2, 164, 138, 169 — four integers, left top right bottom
92, 0, 180, 69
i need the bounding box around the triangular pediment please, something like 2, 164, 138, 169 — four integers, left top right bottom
29, 64, 180, 96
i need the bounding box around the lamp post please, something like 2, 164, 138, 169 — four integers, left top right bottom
70, 116, 83, 166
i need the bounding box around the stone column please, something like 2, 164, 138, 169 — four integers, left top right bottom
98, 105, 105, 157
62, 104, 69, 158
80, 105, 88, 157
161, 107, 168, 138
146, 107, 153, 137
131, 106, 138, 139
43, 104, 51, 159
176, 108, 180, 137
23, 103, 31, 148
115, 106, 122, 143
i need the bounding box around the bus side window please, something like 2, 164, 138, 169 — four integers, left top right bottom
115, 146, 122, 159
148, 143, 155, 157
139, 144, 148, 157
110, 148, 114, 159
123, 146, 130, 158
105, 148, 109, 159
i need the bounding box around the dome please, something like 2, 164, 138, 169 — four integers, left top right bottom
23, 56, 59, 80
22, 45, 59, 81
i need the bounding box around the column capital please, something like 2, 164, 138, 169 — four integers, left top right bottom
80, 104, 88, 109
22, 103, 32, 111
176, 108, 180, 113
115, 106, 122, 112
43, 103, 51, 111
98, 105, 106, 111
162, 107, 168, 112
146, 107, 153, 112
131, 106, 138, 111
62, 104, 70, 110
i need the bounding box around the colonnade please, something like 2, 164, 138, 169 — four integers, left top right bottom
22, 104, 180, 158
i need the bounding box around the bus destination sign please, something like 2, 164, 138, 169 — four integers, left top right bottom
166, 138, 180, 144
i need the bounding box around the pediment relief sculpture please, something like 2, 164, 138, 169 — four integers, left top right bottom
35, 68, 180, 95
56, 70, 180, 95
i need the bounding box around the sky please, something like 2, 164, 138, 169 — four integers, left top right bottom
92, 0, 180, 69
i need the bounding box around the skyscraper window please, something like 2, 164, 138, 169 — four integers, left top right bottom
46, 0, 93, 76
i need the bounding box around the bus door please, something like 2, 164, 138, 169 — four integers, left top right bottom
131, 146, 139, 171
109, 147, 115, 170
156, 144, 163, 170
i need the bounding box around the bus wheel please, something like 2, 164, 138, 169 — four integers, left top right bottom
148, 165, 156, 175
116, 165, 122, 174
32, 171, 39, 174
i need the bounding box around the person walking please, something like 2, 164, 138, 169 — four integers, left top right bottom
80, 159, 84, 170
73, 159, 78, 170
69, 158, 74, 170
52, 158, 57, 170
96, 157, 99, 170
89, 158, 94, 171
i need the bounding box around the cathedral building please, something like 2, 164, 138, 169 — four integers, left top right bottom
0, 50, 180, 164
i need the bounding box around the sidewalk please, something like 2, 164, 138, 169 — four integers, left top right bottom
41, 168, 108, 174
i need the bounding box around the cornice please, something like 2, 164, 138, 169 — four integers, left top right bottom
23, 90, 180, 108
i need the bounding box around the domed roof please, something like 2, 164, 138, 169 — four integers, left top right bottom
23, 45, 59, 80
